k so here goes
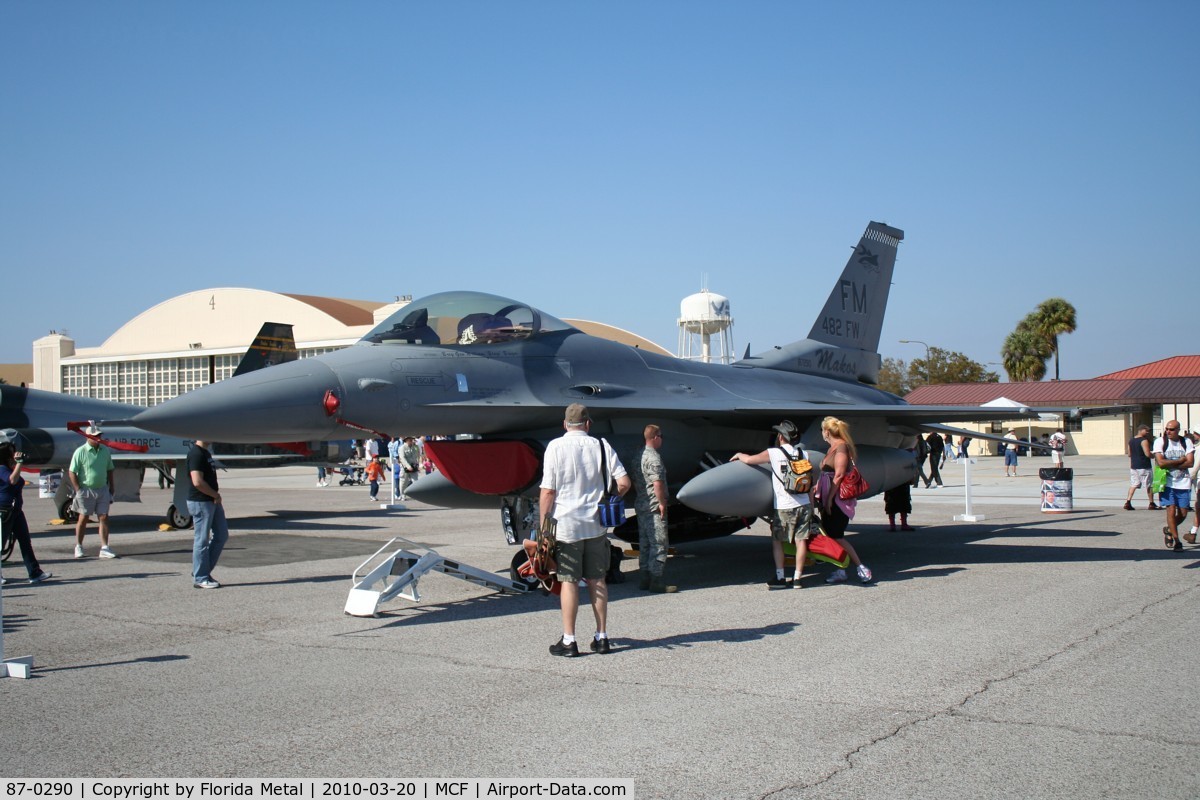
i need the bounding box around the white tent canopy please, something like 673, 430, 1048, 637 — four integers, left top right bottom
980, 396, 1061, 448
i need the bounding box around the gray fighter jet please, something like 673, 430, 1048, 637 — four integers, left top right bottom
2, 323, 349, 528
133, 222, 1046, 558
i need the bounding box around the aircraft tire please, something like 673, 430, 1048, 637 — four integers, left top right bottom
1, 524, 14, 562
166, 504, 194, 530
58, 498, 78, 524
509, 549, 540, 590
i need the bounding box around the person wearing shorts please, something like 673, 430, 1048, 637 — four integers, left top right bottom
1003, 429, 1020, 477
730, 420, 817, 589
1152, 421, 1195, 551
1125, 424, 1154, 511
539, 403, 630, 657
68, 425, 117, 559
1049, 430, 1068, 467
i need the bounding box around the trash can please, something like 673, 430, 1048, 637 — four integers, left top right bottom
1040, 467, 1073, 513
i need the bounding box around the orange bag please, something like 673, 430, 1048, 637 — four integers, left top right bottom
806, 533, 850, 568
518, 517, 562, 595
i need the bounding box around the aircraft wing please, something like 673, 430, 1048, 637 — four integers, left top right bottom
921, 422, 1056, 451
732, 403, 1075, 427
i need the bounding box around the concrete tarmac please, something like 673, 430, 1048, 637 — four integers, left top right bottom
2, 456, 1198, 798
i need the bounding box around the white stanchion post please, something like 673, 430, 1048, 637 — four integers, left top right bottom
378, 453, 404, 510
954, 457, 986, 522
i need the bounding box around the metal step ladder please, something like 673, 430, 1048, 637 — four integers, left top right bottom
345, 537, 529, 617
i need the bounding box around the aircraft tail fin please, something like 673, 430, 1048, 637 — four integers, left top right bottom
741, 221, 903, 385
233, 323, 298, 377
806, 221, 904, 351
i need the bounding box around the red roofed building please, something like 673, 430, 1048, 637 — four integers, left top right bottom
1094, 356, 1200, 381
905, 357, 1200, 456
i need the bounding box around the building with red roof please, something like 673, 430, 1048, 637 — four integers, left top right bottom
905, 356, 1200, 456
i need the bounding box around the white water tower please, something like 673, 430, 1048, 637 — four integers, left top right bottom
678, 287, 735, 364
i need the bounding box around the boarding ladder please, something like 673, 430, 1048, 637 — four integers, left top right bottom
345, 537, 528, 617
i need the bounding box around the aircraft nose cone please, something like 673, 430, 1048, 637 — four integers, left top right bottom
134, 358, 343, 443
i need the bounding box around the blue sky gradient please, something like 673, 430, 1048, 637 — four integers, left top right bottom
3, 1, 1197, 379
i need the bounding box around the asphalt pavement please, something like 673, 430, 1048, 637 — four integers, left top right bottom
2, 455, 1197, 799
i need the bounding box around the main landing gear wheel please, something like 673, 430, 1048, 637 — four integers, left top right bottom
58, 498, 78, 524
167, 504, 194, 529
510, 548, 540, 591
1, 524, 14, 562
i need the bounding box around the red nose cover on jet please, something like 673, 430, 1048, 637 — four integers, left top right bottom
424, 440, 539, 495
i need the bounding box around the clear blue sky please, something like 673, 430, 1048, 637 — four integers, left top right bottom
3, 1, 1197, 380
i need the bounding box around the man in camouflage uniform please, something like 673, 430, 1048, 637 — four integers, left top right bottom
630, 424, 676, 593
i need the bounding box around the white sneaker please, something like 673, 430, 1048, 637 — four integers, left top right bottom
857, 564, 873, 583
825, 569, 847, 584
74, 545, 85, 559
98, 546, 118, 559
30, 571, 52, 584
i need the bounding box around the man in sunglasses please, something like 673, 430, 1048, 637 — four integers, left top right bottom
1152, 421, 1195, 550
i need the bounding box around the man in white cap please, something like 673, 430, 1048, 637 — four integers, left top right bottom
539, 403, 630, 657
68, 424, 117, 559
1003, 428, 1020, 477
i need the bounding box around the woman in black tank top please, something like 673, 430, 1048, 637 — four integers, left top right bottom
818, 417, 873, 584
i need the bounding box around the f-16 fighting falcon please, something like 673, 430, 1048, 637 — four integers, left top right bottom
1, 323, 349, 529
133, 222, 1046, 562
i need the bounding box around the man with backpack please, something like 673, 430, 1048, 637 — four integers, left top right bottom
730, 420, 817, 589
1153, 420, 1194, 551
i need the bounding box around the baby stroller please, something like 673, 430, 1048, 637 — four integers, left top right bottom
337, 459, 366, 486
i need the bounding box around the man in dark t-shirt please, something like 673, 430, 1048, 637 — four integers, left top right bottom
1125, 424, 1155, 511
186, 440, 229, 589
924, 432, 944, 488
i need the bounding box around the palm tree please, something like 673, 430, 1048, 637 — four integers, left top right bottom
1001, 325, 1050, 382
1030, 298, 1077, 381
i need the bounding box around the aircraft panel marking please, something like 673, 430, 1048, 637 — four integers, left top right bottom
816, 349, 859, 376
106, 435, 164, 448
819, 316, 861, 340
837, 280, 868, 314
855, 245, 880, 271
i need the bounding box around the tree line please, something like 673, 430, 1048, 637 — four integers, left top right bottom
881, 297, 1077, 396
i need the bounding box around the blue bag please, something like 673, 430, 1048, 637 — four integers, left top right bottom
598, 494, 626, 528
596, 438, 626, 528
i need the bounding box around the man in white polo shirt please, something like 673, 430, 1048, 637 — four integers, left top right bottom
539, 403, 630, 657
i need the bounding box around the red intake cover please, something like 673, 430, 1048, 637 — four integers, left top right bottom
424, 440, 540, 495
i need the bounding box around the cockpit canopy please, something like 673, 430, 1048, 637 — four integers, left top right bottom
362, 291, 577, 346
